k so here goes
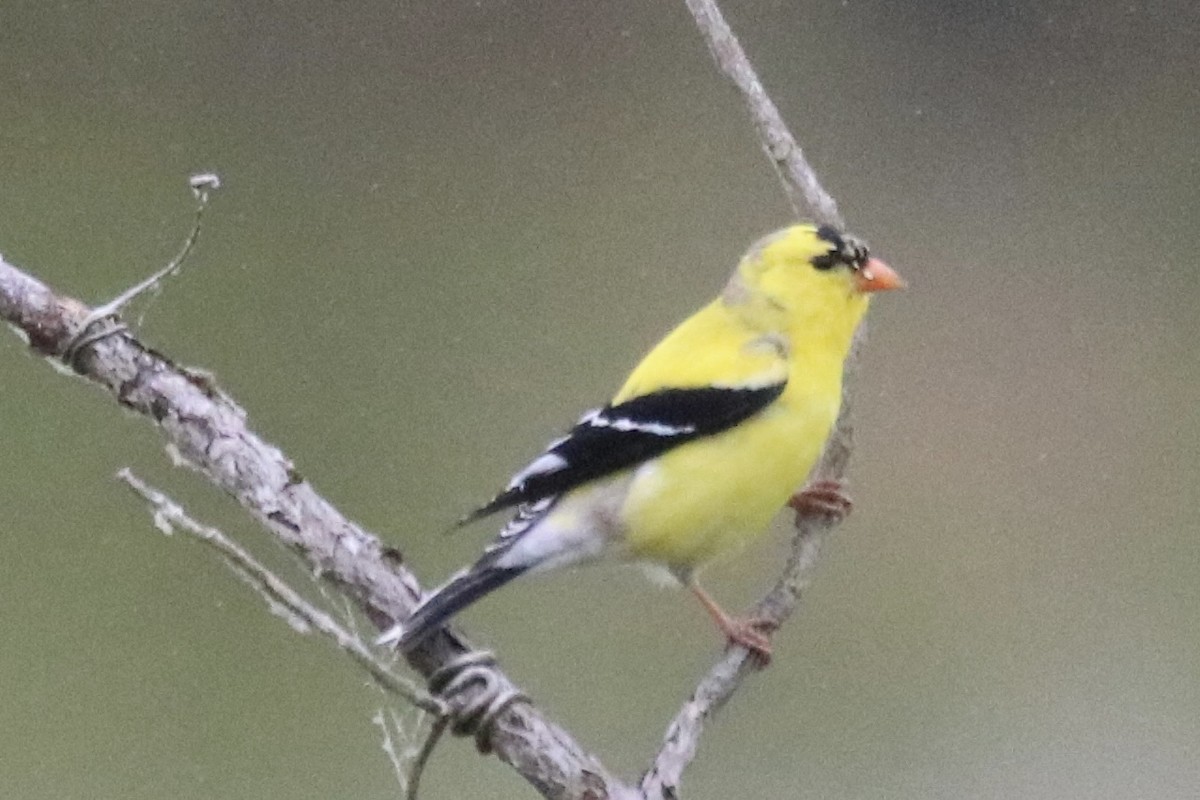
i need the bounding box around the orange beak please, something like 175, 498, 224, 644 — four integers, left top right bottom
853, 257, 905, 293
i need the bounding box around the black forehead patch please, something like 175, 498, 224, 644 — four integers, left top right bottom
816, 224, 845, 249
813, 225, 870, 271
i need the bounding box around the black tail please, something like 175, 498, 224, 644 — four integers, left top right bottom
393, 563, 527, 651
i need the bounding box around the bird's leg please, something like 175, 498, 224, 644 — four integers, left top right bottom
788, 479, 853, 523
689, 583, 776, 666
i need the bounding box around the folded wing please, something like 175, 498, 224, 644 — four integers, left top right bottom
460, 381, 787, 526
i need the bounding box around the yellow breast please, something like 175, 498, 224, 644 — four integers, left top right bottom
618, 378, 838, 572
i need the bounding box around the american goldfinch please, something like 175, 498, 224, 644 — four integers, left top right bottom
381, 224, 902, 659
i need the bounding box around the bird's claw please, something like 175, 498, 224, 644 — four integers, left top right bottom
721, 615, 777, 667
788, 479, 852, 523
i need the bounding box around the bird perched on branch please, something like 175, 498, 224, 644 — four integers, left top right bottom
379, 224, 902, 661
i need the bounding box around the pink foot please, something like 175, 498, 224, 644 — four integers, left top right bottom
788, 479, 853, 523
721, 615, 777, 668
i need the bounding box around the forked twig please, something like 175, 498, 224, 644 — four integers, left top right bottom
683, 0, 843, 227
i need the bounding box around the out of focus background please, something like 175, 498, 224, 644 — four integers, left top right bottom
2, 1, 1197, 798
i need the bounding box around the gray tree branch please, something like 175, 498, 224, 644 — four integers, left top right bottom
641, 2, 862, 795
0, 257, 629, 800
3, 1, 869, 797
683, 0, 844, 228
116, 467, 441, 714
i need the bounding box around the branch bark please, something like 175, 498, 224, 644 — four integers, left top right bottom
641, 337, 860, 798
683, 0, 843, 227
116, 467, 441, 714
3, 1, 870, 797
0, 257, 630, 800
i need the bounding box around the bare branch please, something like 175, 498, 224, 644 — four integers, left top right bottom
405, 713, 451, 800
642, 493, 840, 797
4, 2, 874, 796
683, 0, 843, 227
642, 3, 868, 796
0, 255, 631, 800
116, 467, 442, 714
373, 709, 413, 790
98, 173, 218, 321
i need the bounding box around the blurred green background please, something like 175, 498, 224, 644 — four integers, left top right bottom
2, 0, 1197, 798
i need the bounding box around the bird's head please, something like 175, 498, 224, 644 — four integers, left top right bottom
725, 223, 903, 345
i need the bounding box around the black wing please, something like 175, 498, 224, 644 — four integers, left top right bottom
459, 381, 786, 526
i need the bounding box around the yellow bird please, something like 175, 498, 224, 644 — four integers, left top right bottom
380, 224, 902, 660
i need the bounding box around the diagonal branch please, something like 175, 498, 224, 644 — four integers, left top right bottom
642, 2, 865, 795
3, 2, 873, 797
116, 467, 442, 714
683, 0, 843, 227
643, 338, 861, 798
0, 256, 630, 800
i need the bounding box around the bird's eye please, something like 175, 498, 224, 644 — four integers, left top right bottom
811, 250, 840, 271
812, 227, 843, 271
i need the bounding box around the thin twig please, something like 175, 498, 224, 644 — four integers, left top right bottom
641, 512, 835, 797
117, 468, 444, 714
98, 173, 219, 323
372, 706, 447, 800
405, 714, 451, 800
683, 0, 843, 227
373, 709, 412, 790
60, 175, 220, 366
